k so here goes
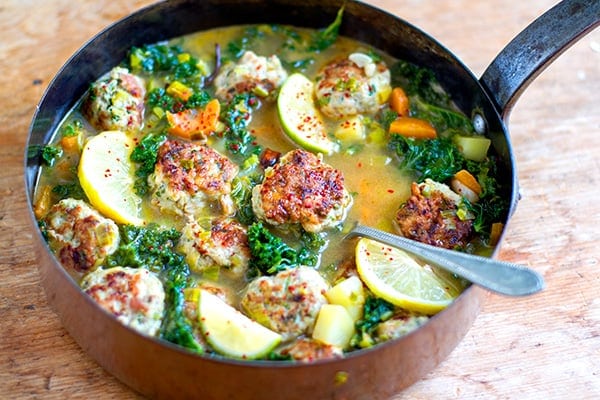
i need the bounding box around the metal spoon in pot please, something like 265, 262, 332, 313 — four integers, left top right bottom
345, 224, 545, 297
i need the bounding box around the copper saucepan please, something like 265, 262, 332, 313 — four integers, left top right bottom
25, 0, 599, 398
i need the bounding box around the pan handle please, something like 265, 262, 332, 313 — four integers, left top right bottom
479, 0, 599, 123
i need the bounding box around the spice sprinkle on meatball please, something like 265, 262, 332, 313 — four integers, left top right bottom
252, 149, 352, 233
148, 139, 239, 218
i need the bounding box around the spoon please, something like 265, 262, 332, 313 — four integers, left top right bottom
346, 224, 545, 297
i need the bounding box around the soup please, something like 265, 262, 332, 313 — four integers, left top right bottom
32, 15, 508, 362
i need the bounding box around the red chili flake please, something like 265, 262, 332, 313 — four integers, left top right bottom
387, 189, 395, 194
357, 162, 363, 168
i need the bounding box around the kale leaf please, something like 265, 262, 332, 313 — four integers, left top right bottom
308, 6, 344, 52
230, 154, 263, 225
128, 44, 200, 82
220, 93, 261, 158
246, 222, 324, 277
105, 224, 202, 353
52, 182, 87, 201
389, 134, 464, 182
390, 59, 450, 106
350, 295, 395, 349
28, 145, 62, 167
130, 133, 166, 196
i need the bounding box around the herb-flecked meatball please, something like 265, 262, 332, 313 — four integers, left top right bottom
251, 149, 352, 233
42, 198, 119, 276
214, 51, 288, 101
82, 67, 145, 133
148, 139, 239, 218
241, 266, 329, 341
278, 338, 344, 362
395, 179, 474, 249
315, 52, 391, 120
81, 266, 165, 336
177, 218, 250, 277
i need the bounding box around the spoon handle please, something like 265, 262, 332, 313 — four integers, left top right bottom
347, 225, 545, 297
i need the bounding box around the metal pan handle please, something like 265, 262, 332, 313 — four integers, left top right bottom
479, 0, 599, 123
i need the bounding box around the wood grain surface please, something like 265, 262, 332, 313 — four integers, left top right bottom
1, 0, 598, 398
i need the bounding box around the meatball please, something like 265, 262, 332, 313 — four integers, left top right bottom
42, 198, 119, 276
251, 149, 352, 233
315, 52, 391, 119
213, 51, 288, 101
395, 179, 474, 249
81, 266, 165, 336
278, 338, 343, 362
148, 139, 239, 217
177, 218, 250, 277
241, 266, 329, 341
82, 66, 145, 133
376, 314, 429, 342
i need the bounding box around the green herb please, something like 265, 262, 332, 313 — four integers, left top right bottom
412, 97, 474, 134
389, 134, 464, 182
128, 44, 200, 81
390, 59, 449, 106
377, 109, 399, 131
220, 93, 261, 158
104, 224, 202, 352
246, 222, 324, 277
225, 26, 264, 60
308, 6, 344, 52
30, 145, 62, 167
52, 182, 87, 201
61, 120, 83, 137
130, 133, 167, 196
247, 222, 301, 276
147, 87, 212, 114
350, 295, 395, 349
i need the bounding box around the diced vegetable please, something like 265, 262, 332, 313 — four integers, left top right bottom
312, 304, 355, 348
33, 185, 52, 219
166, 81, 193, 102
389, 117, 437, 139
489, 222, 504, 246
389, 87, 410, 117
325, 275, 366, 321
334, 116, 366, 142
453, 135, 491, 162
451, 169, 482, 203
167, 98, 220, 140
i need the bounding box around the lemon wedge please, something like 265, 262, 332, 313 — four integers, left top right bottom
198, 290, 282, 359
78, 130, 144, 226
355, 238, 461, 314
277, 73, 339, 155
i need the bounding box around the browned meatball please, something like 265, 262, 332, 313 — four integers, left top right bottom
177, 218, 250, 277
395, 179, 473, 249
42, 198, 119, 276
82, 67, 145, 133
278, 338, 343, 362
148, 139, 239, 217
251, 149, 352, 233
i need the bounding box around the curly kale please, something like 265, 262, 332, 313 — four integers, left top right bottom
389, 134, 464, 182
130, 133, 166, 196
147, 87, 211, 114
52, 182, 87, 201
128, 44, 200, 82
28, 145, 62, 167
105, 224, 202, 353
390, 59, 450, 106
246, 222, 324, 277
220, 93, 261, 158
230, 155, 263, 225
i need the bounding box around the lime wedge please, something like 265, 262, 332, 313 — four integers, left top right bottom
78, 130, 144, 226
198, 290, 282, 359
355, 238, 461, 314
277, 73, 338, 155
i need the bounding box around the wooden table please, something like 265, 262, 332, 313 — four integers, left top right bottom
1, 0, 598, 398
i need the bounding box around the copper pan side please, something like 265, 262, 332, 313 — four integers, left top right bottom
27, 0, 598, 398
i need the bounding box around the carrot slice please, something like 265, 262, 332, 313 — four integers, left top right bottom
389, 87, 410, 117
489, 222, 504, 246
167, 99, 221, 140
454, 169, 482, 195
389, 117, 437, 139
34, 185, 52, 219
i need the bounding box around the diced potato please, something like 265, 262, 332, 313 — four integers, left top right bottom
334, 116, 365, 142
454, 135, 491, 162
325, 276, 366, 321
312, 304, 355, 348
